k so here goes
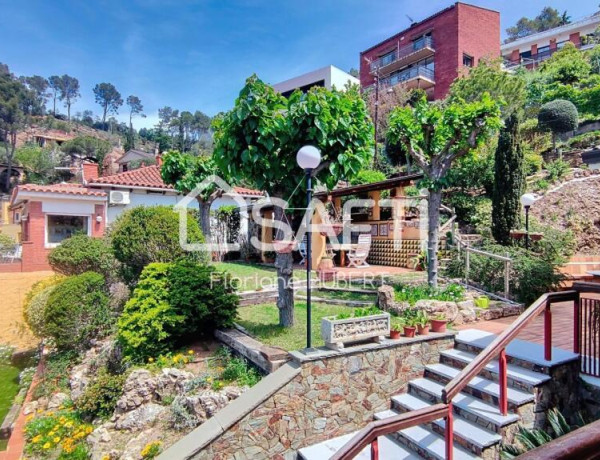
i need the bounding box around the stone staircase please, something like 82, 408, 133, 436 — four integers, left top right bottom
299, 329, 578, 460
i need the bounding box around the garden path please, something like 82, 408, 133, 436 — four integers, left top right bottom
0, 271, 53, 351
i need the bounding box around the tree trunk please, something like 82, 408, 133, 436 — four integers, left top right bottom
198, 198, 211, 241
427, 188, 442, 289
273, 206, 294, 327
67, 103, 71, 121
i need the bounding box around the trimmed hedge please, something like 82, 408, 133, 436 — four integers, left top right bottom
538, 99, 579, 135
48, 234, 119, 281
118, 261, 238, 362
109, 206, 209, 283
23, 275, 65, 338
43, 272, 112, 350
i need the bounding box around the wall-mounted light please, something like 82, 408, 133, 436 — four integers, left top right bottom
96, 215, 103, 223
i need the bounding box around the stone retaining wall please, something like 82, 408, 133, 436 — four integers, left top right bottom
160, 333, 455, 460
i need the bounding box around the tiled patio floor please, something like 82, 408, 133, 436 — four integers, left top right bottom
457, 299, 586, 353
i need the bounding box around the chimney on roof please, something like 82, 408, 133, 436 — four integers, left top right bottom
155, 147, 162, 167
82, 161, 99, 184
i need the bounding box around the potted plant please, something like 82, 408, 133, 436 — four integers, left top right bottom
318, 255, 334, 270
321, 307, 390, 350
416, 311, 430, 335
403, 317, 417, 338
431, 314, 448, 333
390, 322, 403, 340
263, 251, 276, 264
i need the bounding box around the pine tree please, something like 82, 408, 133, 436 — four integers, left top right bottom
492, 114, 525, 245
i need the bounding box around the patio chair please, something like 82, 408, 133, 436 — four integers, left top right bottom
2, 244, 21, 263
347, 234, 372, 268
298, 236, 308, 266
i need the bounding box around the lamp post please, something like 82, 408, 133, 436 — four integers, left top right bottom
297, 145, 322, 349
520, 193, 536, 250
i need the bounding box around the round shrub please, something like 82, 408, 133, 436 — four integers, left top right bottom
538, 99, 579, 135
109, 206, 208, 283
23, 275, 65, 338
76, 368, 125, 419
44, 272, 112, 350
0, 233, 16, 252
48, 234, 119, 281
166, 260, 238, 341
117, 261, 238, 362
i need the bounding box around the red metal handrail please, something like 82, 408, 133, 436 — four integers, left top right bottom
442, 290, 577, 403
330, 404, 449, 460
333, 288, 581, 460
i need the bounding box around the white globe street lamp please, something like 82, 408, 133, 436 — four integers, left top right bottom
297, 145, 321, 350
520, 193, 536, 250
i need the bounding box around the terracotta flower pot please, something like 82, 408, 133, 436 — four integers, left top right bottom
403, 326, 416, 338
390, 330, 402, 340
273, 240, 295, 254
530, 233, 544, 241
318, 258, 334, 270
431, 319, 447, 333
509, 231, 525, 240
417, 325, 430, 335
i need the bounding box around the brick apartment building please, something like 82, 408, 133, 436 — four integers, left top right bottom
360, 2, 500, 100
502, 13, 600, 69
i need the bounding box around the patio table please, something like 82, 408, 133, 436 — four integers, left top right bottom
329, 243, 357, 267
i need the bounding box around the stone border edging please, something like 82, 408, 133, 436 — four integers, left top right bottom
158, 362, 301, 460
0, 351, 45, 460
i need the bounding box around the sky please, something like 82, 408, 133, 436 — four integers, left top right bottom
1, 0, 598, 130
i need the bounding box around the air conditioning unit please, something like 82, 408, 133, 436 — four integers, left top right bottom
109, 190, 130, 205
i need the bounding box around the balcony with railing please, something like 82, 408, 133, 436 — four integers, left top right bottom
379, 65, 435, 90
370, 36, 435, 75
503, 41, 597, 70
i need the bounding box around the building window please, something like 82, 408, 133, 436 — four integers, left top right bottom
46, 215, 90, 246
463, 54, 474, 68
557, 40, 568, 49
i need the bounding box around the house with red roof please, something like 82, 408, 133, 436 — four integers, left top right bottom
7, 158, 263, 272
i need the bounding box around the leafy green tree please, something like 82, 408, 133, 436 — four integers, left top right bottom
213, 75, 374, 327
505, 7, 570, 43
57, 75, 80, 121
540, 42, 591, 85
387, 95, 501, 287
48, 75, 61, 116
449, 59, 526, 118
126, 95, 145, 150
21, 76, 49, 115
93, 82, 123, 124
538, 99, 579, 150
161, 151, 219, 238
15, 143, 63, 184
492, 114, 525, 245
61, 135, 112, 166
0, 64, 32, 192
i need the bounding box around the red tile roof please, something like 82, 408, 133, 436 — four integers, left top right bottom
90, 165, 173, 190
89, 165, 263, 196
18, 183, 106, 197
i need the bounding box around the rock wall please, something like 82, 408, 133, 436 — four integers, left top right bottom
162, 334, 455, 460
377, 285, 523, 326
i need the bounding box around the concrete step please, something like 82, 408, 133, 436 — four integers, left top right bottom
407, 378, 520, 434
440, 348, 550, 393
383, 393, 502, 456
425, 363, 534, 409
378, 420, 480, 460
455, 329, 579, 373
297, 430, 421, 460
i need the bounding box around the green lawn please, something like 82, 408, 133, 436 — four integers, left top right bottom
0, 363, 21, 450
298, 288, 377, 303
214, 262, 314, 292
237, 302, 352, 351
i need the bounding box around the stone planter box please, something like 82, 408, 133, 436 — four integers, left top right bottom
321, 312, 390, 350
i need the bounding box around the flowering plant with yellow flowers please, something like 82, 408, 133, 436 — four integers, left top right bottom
140, 441, 162, 459
145, 350, 195, 370
25, 408, 93, 458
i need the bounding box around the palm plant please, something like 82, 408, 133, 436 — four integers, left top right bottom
501, 408, 582, 459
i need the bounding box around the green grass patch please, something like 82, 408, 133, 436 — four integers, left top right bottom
214, 262, 314, 292
0, 363, 21, 444
299, 289, 376, 303
237, 302, 353, 351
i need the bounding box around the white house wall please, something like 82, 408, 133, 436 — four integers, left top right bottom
106, 190, 193, 224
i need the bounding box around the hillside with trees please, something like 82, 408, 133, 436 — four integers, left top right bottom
0, 61, 215, 192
